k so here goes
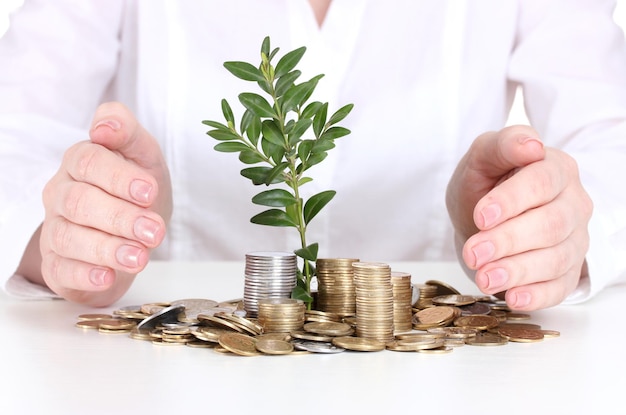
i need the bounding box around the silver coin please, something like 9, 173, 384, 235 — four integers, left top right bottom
137, 304, 185, 330
292, 340, 345, 353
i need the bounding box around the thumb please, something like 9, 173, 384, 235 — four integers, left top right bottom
89, 101, 163, 171
470, 125, 545, 180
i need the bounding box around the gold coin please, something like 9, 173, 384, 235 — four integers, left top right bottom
454, 314, 499, 330
415, 306, 456, 325
75, 320, 101, 329
331, 336, 386, 352
98, 319, 136, 330
423, 280, 461, 296
498, 327, 544, 342
303, 321, 354, 336
77, 313, 113, 321
218, 333, 260, 356
432, 294, 476, 306
540, 329, 561, 338
255, 338, 294, 355
465, 332, 508, 346
417, 346, 454, 354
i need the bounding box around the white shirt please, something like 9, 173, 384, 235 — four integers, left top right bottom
2, 0, 626, 302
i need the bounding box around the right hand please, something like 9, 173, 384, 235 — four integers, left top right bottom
39, 102, 172, 306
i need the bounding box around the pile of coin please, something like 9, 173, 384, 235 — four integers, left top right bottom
75, 260, 560, 356
315, 258, 360, 316
243, 251, 297, 318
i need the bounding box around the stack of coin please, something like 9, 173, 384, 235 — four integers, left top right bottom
411, 282, 439, 309
390, 271, 413, 334
243, 251, 297, 318
257, 298, 306, 333
353, 262, 394, 342
315, 258, 360, 316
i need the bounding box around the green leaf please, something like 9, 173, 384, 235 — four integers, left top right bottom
207, 129, 240, 141
285, 202, 300, 223
251, 209, 298, 227
246, 113, 262, 147
291, 286, 313, 303
295, 243, 318, 261
268, 47, 280, 62
275, 46, 306, 78
297, 140, 314, 161
239, 93, 276, 118
261, 119, 286, 148
275, 70, 301, 97
304, 190, 335, 224
261, 138, 285, 164
240, 109, 254, 134
328, 103, 354, 126
202, 120, 229, 131
264, 161, 289, 185
311, 139, 335, 153
313, 102, 328, 138
238, 150, 265, 164
223, 61, 265, 82
305, 152, 328, 169
281, 74, 324, 114
221, 99, 235, 125
288, 118, 312, 147
257, 79, 272, 95
261, 36, 270, 58
298, 177, 313, 186
301, 101, 323, 119
320, 126, 351, 140
241, 166, 272, 185
252, 189, 297, 207
214, 142, 250, 153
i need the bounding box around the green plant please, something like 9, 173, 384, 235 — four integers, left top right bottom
202, 36, 353, 307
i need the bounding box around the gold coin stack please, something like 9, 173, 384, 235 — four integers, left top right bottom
412, 283, 438, 308
315, 258, 360, 316
353, 262, 394, 342
257, 298, 306, 333
390, 271, 413, 334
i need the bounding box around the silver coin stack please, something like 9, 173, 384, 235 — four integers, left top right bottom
243, 251, 298, 318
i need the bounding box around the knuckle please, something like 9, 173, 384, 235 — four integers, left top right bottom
49, 219, 73, 256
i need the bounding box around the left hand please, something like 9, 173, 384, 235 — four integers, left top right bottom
446, 125, 592, 311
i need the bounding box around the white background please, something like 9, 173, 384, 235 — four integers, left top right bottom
1, 0, 626, 125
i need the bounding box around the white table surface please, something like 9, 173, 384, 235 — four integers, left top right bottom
1, 260, 624, 415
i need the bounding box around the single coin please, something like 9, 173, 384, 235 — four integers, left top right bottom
498, 327, 544, 343
77, 313, 113, 321
303, 321, 354, 336
424, 280, 461, 296
98, 319, 136, 330
75, 320, 102, 329
255, 338, 294, 355
136, 304, 185, 330
292, 340, 345, 354
290, 330, 334, 342
415, 306, 456, 325
540, 329, 561, 338
186, 340, 216, 348
432, 294, 476, 306
506, 312, 531, 321
454, 314, 499, 330
218, 332, 260, 356
417, 346, 454, 354
331, 336, 386, 352
465, 332, 508, 346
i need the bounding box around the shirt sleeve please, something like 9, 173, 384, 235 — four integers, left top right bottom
509, 0, 626, 303
0, 0, 125, 293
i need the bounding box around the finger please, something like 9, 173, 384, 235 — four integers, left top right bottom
43, 216, 150, 275
41, 250, 116, 293
474, 149, 578, 231
468, 125, 545, 182
90, 101, 165, 171
49, 179, 165, 248
61, 141, 158, 207
464, 194, 579, 270
474, 228, 587, 297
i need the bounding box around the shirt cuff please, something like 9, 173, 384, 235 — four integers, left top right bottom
4, 273, 61, 300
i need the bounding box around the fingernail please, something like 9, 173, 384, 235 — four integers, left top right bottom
89, 268, 112, 287
116, 245, 146, 268
130, 179, 153, 204
510, 291, 532, 308
93, 119, 121, 131
134, 216, 161, 245
480, 203, 501, 228
484, 268, 508, 290
471, 241, 495, 268
518, 136, 543, 150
